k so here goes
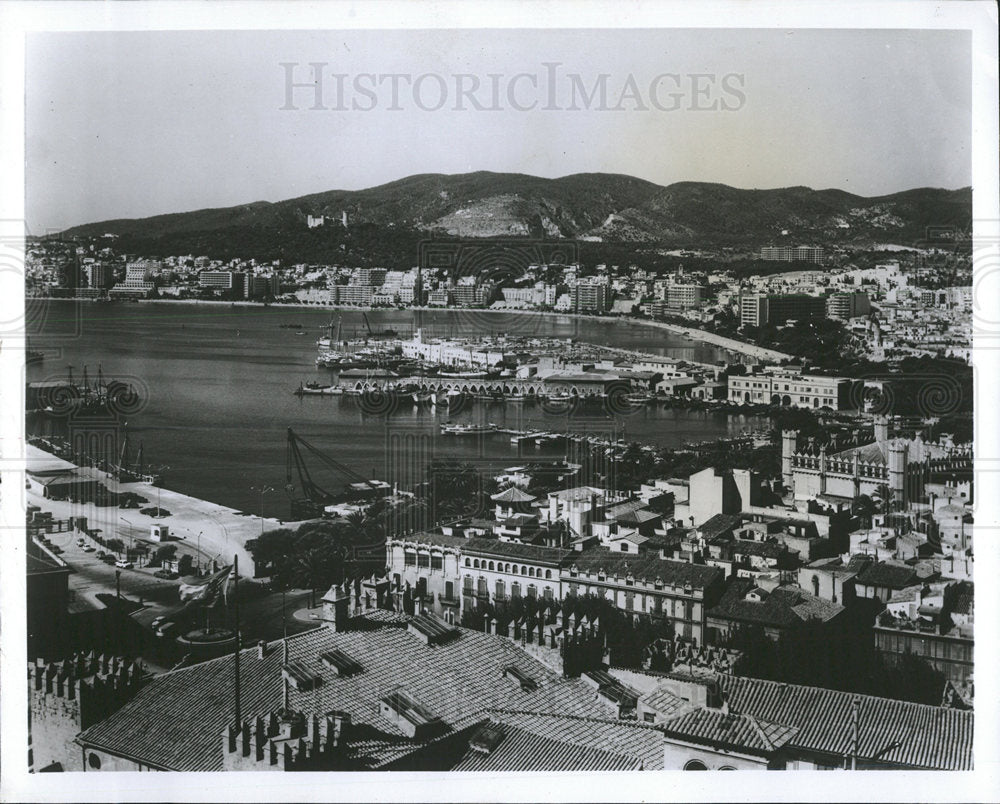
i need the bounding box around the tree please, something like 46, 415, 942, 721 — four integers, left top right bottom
105, 538, 125, 556
177, 554, 195, 576
154, 544, 177, 562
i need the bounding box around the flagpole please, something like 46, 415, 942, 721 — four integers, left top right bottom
233, 554, 241, 727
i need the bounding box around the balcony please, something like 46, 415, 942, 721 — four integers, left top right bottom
438, 592, 461, 607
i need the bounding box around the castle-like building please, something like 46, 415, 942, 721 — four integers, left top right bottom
782, 416, 972, 508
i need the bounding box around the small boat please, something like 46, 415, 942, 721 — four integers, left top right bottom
294, 382, 344, 396
544, 392, 573, 403
440, 422, 497, 435
625, 393, 657, 405
295, 331, 306, 336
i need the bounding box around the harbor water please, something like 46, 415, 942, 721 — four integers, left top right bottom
27, 301, 767, 518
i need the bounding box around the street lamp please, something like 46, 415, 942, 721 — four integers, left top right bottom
119, 516, 135, 560
251, 486, 274, 536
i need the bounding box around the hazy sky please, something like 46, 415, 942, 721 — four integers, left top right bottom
26, 28, 971, 233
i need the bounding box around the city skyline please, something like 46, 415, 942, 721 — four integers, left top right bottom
26, 27, 971, 233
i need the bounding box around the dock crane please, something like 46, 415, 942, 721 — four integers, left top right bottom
285, 428, 389, 518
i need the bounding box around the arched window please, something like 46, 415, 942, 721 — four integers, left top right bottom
811, 574, 820, 598
488, 561, 495, 571
684, 760, 708, 771
88, 753, 102, 770
504, 563, 510, 573
473, 559, 480, 569
521, 566, 527, 575
545, 569, 552, 580
528, 567, 535, 577
464, 558, 470, 567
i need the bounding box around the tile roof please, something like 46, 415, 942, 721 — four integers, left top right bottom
548, 486, 605, 502
639, 685, 689, 720
451, 720, 640, 772
463, 537, 570, 565
708, 579, 844, 629
491, 487, 537, 503
699, 513, 743, 541
484, 710, 666, 770
717, 675, 974, 770
855, 561, 919, 589
661, 708, 799, 756
729, 539, 788, 559
567, 548, 723, 590
78, 612, 610, 771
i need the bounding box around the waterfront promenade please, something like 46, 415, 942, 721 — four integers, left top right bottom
59, 297, 793, 363
25, 443, 291, 575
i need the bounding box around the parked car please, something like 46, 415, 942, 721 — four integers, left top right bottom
101, 555, 117, 565
82, 546, 96, 553
153, 569, 179, 580
115, 559, 134, 569
150, 616, 167, 630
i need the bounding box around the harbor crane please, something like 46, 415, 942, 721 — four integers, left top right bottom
285, 428, 389, 519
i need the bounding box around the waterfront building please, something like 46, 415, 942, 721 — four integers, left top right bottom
570, 278, 611, 312
84, 263, 114, 290
110, 260, 158, 298
331, 285, 374, 306
728, 370, 856, 410
739, 292, 827, 328
198, 270, 248, 298
355, 267, 387, 286
666, 283, 705, 310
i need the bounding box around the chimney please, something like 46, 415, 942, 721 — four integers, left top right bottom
257, 640, 267, 660
321, 583, 352, 632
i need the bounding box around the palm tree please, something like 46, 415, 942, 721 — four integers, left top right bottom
871, 483, 892, 518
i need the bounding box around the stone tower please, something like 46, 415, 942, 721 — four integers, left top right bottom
781, 430, 798, 490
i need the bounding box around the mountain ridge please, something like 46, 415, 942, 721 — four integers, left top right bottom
55, 172, 971, 263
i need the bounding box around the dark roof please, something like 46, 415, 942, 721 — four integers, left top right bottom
394, 531, 468, 549
717, 675, 973, 770
567, 548, 723, 590
855, 561, 919, 589
661, 708, 799, 756
463, 537, 570, 566
708, 579, 844, 629
699, 513, 743, 541
729, 539, 788, 559
451, 720, 640, 772
78, 611, 611, 771
949, 581, 974, 615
